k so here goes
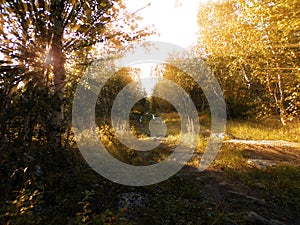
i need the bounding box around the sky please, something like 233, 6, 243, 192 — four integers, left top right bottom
125, 0, 209, 48
124, 0, 212, 94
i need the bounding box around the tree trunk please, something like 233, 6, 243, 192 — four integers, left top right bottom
266, 69, 287, 126
49, 1, 66, 150
276, 73, 287, 126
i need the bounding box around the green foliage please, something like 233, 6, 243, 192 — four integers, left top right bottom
96, 67, 145, 123
153, 59, 209, 114
197, 0, 300, 124
72, 190, 129, 225
0, 143, 132, 225
0, 0, 153, 149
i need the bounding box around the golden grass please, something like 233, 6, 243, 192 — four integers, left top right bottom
226, 117, 300, 142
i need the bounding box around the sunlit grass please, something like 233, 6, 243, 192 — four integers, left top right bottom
226, 117, 300, 142
161, 113, 300, 143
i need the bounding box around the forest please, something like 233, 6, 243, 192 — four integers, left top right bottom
0, 0, 299, 224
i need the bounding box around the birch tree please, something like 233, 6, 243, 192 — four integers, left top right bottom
197, 0, 300, 125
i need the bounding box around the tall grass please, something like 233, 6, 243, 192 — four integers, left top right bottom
226, 117, 300, 142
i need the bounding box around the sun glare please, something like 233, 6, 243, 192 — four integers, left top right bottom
0, 52, 5, 61
124, 0, 217, 95
130, 63, 162, 96
125, 0, 209, 48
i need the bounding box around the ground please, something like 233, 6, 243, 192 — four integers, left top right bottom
114, 136, 300, 225
111, 116, 300, 225
1, 118, 299, 225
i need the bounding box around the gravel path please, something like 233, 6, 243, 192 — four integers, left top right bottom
224, 139, 300, 148
223, 139, 300, 166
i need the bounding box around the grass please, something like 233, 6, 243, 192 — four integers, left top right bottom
134, 141, 300, 224
138, 176, 227, 225
226, 117, 300, 142
110, 114, 299, 223
2, 114, 300, 225
158, 113, 300, 143
213, 142, 300, 215
128, 115, 300, 224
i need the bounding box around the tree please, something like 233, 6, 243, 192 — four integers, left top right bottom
96, 67, 145, 123
197, 0, 300, 125
161, 58, 209, 112
0, 0, 152, 149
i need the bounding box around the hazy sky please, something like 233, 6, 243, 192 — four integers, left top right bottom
124, 0, 211, 95
125, 0, 208, 48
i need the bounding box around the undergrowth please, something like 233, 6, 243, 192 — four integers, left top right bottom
1, 116, 300, 224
